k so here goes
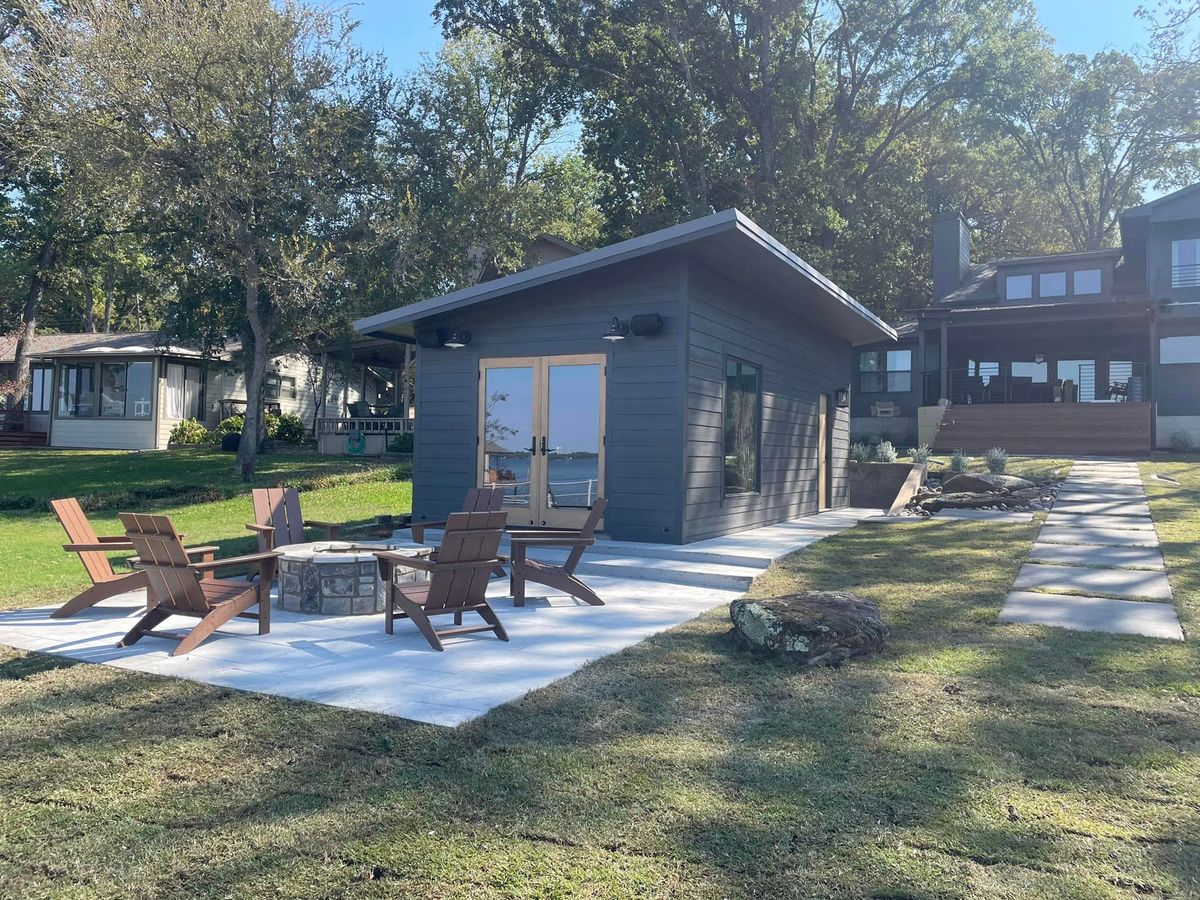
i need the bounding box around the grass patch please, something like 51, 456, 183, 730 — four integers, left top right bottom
0, 455, 1198, 896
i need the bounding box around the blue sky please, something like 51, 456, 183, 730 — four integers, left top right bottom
349, 0, 1150, 77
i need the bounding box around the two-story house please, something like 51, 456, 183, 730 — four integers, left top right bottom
850, 182, 1200, 455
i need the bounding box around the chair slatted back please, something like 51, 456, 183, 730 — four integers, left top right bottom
51, 497, 115, 584
424, 511, 506, 612
252, 487, 305, 548
463, 487, 505, 513
563, 498, 608, 573
120, 513, 207, 612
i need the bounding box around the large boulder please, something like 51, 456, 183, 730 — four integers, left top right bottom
729, 591, 888, 666
942, 473, 1035, 494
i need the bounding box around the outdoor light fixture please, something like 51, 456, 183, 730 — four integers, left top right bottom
630, 313, 664, 336
601, 317, 629, 342
835, 388, 850, 408
442, 330, 471, 349
1034, 352, 1045, 364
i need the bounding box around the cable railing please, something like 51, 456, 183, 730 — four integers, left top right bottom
923, 363, 1149, 405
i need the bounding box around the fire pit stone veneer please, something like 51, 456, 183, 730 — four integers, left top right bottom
277, 541, 431, 616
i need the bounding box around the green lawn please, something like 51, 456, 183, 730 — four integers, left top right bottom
0, 454, 1197, 897
0, 448, 411, 609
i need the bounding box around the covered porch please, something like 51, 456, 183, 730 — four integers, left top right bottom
315, 336, 415, 455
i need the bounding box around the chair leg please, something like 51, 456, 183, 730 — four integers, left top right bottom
173, 600, 251, 657
384, 584, 394, 635
118, 606, 171, 648
474, 601, 509, 642
390, 592, 444, 651
53, 571, 149, 619
562, 573, 604, 607
257, 584, 271, 635
513, 566, 526, 608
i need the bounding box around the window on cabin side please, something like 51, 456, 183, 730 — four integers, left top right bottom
723, 359, 761, 495
1005, 275, 1033, 300
1039, 272, 1066, 297
1073, 269, 1102, 295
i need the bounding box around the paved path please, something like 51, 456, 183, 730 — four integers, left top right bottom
1000, 461, 1184, 640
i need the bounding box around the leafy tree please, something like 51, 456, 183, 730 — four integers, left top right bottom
19, 0, 392, 475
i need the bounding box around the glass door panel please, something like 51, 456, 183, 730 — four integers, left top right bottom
481, 363, 536, 517
545, 362, 603, 524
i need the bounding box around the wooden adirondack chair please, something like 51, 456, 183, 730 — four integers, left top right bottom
247, 487, 341, 552
118, 513, 279, 656
374, 511, 509, 651
508, 498, 608, 608
411, 486, 507, 577
49, 497, 217, 618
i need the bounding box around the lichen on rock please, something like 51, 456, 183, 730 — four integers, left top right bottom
729, 590, 888, 667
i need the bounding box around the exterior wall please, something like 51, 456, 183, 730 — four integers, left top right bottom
1154, 307, 1200, 446
204, 353, 345, 428
411, 255, 688, 543
682, 261, 853, 543
1146, 213, 1200, 304
850, 415, 917, 447
850, 336, 921, 444
50, 356, 163, 450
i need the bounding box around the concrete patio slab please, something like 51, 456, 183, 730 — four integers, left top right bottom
934, 509, 1035, 522
1012, 563, 1173, 601
1051, 499, 1152, 517
1000, 591, 1183, 640
1027, 543, 1165, 570
1043, 512, 1156, 531
0, 508, 877, 726
1038, 526, 1160, 547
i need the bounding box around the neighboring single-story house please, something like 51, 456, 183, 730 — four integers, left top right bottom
850, 182, 1200, 455
0, 331, 412, 451
356, 208, 895, 544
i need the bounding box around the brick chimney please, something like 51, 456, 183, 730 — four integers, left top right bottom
932, 211, 971, 302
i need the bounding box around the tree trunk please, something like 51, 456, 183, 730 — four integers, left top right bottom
236, 258, 270, 480
8, 238, 57, 408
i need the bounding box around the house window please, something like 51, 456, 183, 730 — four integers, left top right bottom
28, 365, 52, 412
859, 350, 912, 393
1160, 335, 1200, 364
165, 363, 205, 419
1073, 269, 1102, 295
1005, 274, 1033, 300
265, 372, 297, 400
1172, 239, 1200, 287
1039, 272, 1066, 297
57, 364, 96, 417
723, 359, 761, 495
99, 361, 153, 418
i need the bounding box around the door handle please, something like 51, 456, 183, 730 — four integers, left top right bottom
539, 435, 547, 455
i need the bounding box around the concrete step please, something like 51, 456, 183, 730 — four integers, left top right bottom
572, 553, 762, 590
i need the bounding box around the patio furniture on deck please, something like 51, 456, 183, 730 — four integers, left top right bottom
118, 513, 279, 656
347, 401, 372, 418
411, 486, 507, 577
247, 487, 342, 552
507, 498, 608, 608
49, 497, 217, 618
374, 511, 509, 651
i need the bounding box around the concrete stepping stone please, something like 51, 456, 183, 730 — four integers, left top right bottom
934, 509, 1034, 522
1055, 491, 1146, 504
1013, 563, 1173, 601
1000, 591, 1183, 640
1038, 526, 1160, 548
1052, 499, 1152, 517
1043, 513, 1156, 531
1060, 481, 1144, 494
1028, 543, 1165, 570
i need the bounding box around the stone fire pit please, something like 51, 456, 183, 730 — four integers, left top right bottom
277, 541, 432, 616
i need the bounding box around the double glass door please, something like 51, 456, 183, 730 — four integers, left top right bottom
478, 355, 606, 528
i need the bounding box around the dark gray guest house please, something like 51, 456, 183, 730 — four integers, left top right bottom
356, 209, 895, 543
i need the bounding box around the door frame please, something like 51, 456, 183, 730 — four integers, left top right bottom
818, 393, 832, 511
477, 354, 607, 529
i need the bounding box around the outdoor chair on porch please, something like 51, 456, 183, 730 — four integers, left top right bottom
247, 487, 342, 551
411, 487, 507, 577
49, 497, 217, 618
118, 513, 279, 656
374, 511, 509, 651
507, 498, 608, 608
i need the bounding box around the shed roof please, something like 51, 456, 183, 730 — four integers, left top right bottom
356, 209, 896, 347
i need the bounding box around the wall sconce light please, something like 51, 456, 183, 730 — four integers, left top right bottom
442, 330, 471, 350
835, 388, 851, 408
601, 317, 629, 342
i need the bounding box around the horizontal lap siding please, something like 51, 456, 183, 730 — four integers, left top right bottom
412, 256, 686, 543
684, 262, 852, 542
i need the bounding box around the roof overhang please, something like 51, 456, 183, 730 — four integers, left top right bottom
355, 209, 896, 347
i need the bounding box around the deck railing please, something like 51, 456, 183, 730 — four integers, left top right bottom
315, 416, 414, 437
923, 363, 1149, 405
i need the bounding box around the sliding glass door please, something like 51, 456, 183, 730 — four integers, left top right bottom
479, 355, 605, 529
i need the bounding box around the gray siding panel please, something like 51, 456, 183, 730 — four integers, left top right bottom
411, 255, 687, 542
683, 261, 853, 542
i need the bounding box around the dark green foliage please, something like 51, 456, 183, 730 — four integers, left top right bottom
167, 418, 209, 445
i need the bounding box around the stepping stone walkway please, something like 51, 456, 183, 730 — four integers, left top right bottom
999, 460, 1184, 641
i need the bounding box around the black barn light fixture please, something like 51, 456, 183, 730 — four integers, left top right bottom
601, 317, 629, 342
835, 388, 851, 408
443, 330, 471, 349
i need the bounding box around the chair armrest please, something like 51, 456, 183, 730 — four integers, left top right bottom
508, 537, 596, 549
506, 528, 584, 538
373, 550, 435, 572
190, 550, 281, 573
64, 542, 134, 552
96, 535, 134, 544
410, 519, 448, 544
185, 545, 220, 557
246, 523, 275, 534
304, 519, 340, 529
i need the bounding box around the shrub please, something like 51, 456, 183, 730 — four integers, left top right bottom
849, 441, 872, 463
168, 418, 209, 445
210, 413, 246, 442
387, 432, 414, 454
1168, 430, 1195, 452
909, 443, 932, 464
950, 449, 968, 474
873, 440, 898, 463
270, 412, 306, 443
984, 446, 1009, 474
